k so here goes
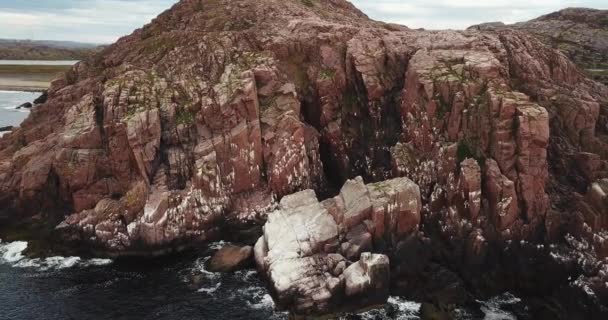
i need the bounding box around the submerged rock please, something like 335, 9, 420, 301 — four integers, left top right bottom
207, 244, 253, 272
16, 102, 32, 109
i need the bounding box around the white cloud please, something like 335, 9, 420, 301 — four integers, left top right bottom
351, 0, 607, 30
0, 0, 176, 43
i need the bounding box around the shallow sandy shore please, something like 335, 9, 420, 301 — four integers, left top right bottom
0, 64, 71, 92
0, 77, 49, 92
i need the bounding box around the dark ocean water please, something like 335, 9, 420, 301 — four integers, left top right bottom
0, 240, 283, 320
0, 240, 435, 320
0, 240, 525, 320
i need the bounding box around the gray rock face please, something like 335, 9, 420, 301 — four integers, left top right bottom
340, 177, 373, 228
255, 176, 421, 315
343, 252, 390, 297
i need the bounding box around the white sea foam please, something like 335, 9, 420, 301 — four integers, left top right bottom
357, 296, 421, 320
0, 240, 113, 271
388, 296, 422, 314
198, 282, 222, 294
247, 293, 275, 310
0, 240, 28, 262
208, 240, 229, 250
81, 258, 113, 267
2, 106, 30, 113
234, 269, 257, 281
2, 105, 30, 114
478, 293, 519, 320
47, 256, 81, 269
194, 256, 221, 280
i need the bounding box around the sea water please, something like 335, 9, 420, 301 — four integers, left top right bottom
0, 239, 525, 320
0, 90, 39, 129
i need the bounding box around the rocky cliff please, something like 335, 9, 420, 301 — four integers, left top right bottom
0, 0, 607, 318
469, 8, 608, 85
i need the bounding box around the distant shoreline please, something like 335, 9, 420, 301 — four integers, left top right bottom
0, 85, 46, 92
0, 62, 74, 92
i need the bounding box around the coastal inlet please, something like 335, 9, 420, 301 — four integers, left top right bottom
0, 60, 75, 136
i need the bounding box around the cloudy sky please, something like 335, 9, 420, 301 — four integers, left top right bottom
0, 0, 605, 44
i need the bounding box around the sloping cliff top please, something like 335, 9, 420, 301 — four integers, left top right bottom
470, 7, 608, 83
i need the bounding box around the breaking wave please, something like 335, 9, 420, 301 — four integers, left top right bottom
0, 239, 112, 271
478, 292, 520, 320
357, 296, 421, 320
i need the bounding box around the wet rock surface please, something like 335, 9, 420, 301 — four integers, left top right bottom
0, 0, 607, 318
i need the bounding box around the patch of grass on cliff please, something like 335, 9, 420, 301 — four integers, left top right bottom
301, 0, 315, 7
138, 34, 179, 57
457, 139, 485, 165
319, 69, 336, 80
342, 88, 359, 111
457, 141, 475, 162
176, 110, 196, 125
436, 96, 451, 119
370, 181, 392, 193
260, 95, 278, 111
587, 69, 608, 76
283, 52, 310, 91
235, 52, 270, 72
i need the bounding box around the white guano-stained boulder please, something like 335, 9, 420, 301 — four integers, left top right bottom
255, 176, 421, 315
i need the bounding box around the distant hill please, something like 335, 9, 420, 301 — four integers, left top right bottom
0, 39, 102, 60
469, 8, 608, 84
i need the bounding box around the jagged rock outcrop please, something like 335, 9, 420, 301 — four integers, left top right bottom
395, 48, 550, 239
0, 0, 607, 317
254, 176, 419, 314
469, 8, 608, 85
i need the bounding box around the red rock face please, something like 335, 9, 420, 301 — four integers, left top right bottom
0, 1, 605, 275
470, 8, 608, 85
395, 48, 551, 238
0, 0, 608, 316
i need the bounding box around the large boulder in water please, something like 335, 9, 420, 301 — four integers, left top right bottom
207, 244, 253, 272
255, 176, 420, 315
